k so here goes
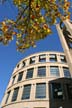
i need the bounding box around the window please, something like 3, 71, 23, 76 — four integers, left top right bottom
36, 83, 46, 98
12, 76, 16, 84
38, 66, 46, 77
39, 54, 46, 62
26, 68, 33, 79
11, 87, 19, 102
17, 72, 23, 82
60, 55, 66, 63
17, 64, 19, 68
22, 61, 25, 67
30, 56, 35, 64
22, 84, 31, 99
63, 67, 71, 78
51, 83, 63, 99
49, 54, 57, 62
66, 84, 72, 99
50, 66, 60, 76
5, 91, 11, 104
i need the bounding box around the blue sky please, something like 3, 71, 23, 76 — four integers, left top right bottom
0, 0, 67, 103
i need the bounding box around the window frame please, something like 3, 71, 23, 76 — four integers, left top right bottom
22, 84, 31, 100
35, 83, 46, 98
11, 87, 19, 102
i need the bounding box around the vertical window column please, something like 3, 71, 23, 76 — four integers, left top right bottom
57, 54, 61, 62
59, 67, 64, 77
30, 84, 35, 100
33, 67, 37, 78
17, 86, 23, 101
22, 70, 26, 81
46, 66, 50, 77
35, 56, 39, 63
46, 54, 49, 62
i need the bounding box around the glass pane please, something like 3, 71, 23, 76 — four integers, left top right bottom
12, 76, 16, 84
63, 67, 71, 78
39, 54, 46, 62
26, 68, 33, 79
30, 56, 35, 64
5, 91, 10, 104
17, 72, 23, 82
50, 66, 60, 76
49, 54, 57, 62
60, 55, 66, 63
38, 66, 46, 77
36, 83, 46, 98
12, 87, 19, 102
22, 85, 31, 99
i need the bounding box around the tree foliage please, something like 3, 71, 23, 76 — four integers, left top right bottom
0, 0, 71, 52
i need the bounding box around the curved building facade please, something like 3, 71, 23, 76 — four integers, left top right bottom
1, 51, 72, 108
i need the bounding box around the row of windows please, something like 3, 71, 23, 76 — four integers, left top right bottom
5, 82, 72, 104
16, 54, 66, 69
12, 67, 71, 85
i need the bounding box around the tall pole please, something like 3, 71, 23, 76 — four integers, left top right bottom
56, 20, 72, 77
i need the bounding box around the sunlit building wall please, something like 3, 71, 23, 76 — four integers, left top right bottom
1, 51, 72, 108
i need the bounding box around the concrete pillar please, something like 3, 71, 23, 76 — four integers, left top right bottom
35, 56, 39, 63
33, 67, 37, 78
63, 19, 72, 35
17, 86, 23, 101
56, 24, 72, 77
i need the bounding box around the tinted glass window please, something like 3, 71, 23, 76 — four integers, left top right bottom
38, 66, 46, 77
26, 68, 33, 79
5, 91, 11, 104
17, 72, 23, 82
50, 66, 60, 76
36, 83, 46, 98
11, 87, 19, 102
63, 67, 71, 78
30, 56, 35, 64
49, 54, 57, 62
22, 85, 31, 99
12, 76, 16, 84
39, 54, 46, 62
60, 55, 66, 63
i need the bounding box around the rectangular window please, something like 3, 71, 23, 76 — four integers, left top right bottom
49, 54, 57, 62
17, 72, 23, 82
36, 83, 46, 98
51, 83, 63, 99
39, 54, 46, 62
12, 76, 16, 84
30, 56, 35, 64
63, 67, 71, 78
11, 87, 19, 102
26, 68, 33, 79
17, 64, 19, 68
5, 91, 11, 104
22, 84, 31, 99
50, 66, 60, 76
60, 55, 66, 63
66, 84, 72, 99
22, 61, 25, 67
38, 66, 46, 77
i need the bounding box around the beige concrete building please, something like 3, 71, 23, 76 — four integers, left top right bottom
1, 51, 72, 108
